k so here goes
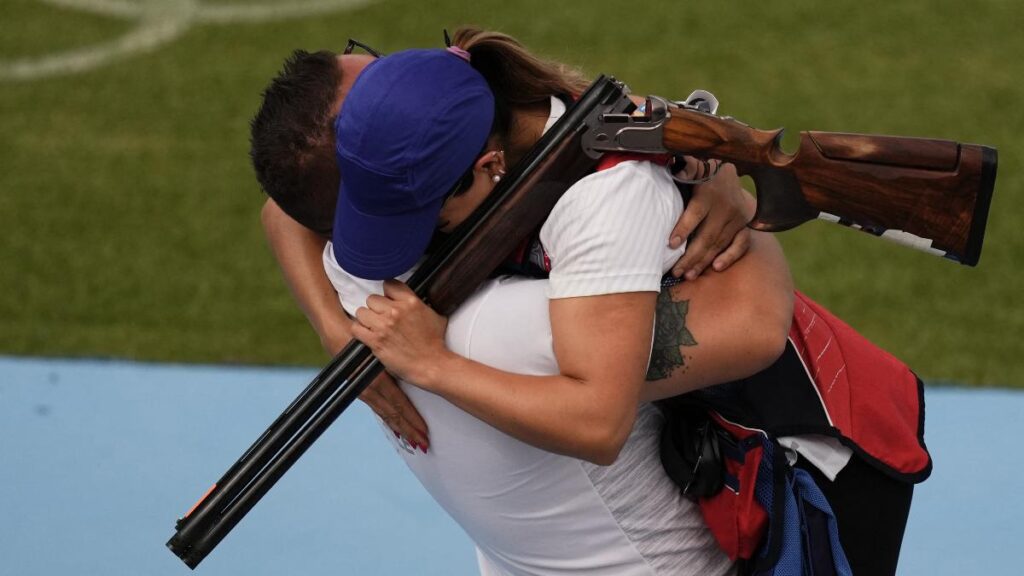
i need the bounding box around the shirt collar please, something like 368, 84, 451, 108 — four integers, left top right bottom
541, 96, 567, 135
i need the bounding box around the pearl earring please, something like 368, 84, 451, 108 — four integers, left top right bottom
492, 175, 502, 183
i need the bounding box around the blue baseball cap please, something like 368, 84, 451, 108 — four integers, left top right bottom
332, 48, 495, 280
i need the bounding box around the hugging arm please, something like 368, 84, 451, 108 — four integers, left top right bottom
642, 224, 793, 401
358, 284, 655, 465
644, 163, 793, 400
261, 200, 350, 352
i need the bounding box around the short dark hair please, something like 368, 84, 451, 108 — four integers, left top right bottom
250, 50, 341, 235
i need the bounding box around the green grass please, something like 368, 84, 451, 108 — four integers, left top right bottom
0, 0, 134, 59
1, 0, 1021, 385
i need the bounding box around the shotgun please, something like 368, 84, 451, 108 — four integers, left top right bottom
167, 76, 996, 568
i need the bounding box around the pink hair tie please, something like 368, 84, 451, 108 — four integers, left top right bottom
446, 46, 471, 62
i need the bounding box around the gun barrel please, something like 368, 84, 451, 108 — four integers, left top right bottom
169, 354, 382, 568
167, 342, 375, 567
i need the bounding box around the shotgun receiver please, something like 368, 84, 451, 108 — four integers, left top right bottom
167, 76, 997, 568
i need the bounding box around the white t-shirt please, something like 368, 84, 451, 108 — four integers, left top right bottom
322, 99, 732, 576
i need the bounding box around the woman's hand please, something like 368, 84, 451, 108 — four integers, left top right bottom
668, 161, 756, 280
262, 199, 430, 451
351, 280, 451, 388
362, 372, 432, 452
320, 315, 432, 452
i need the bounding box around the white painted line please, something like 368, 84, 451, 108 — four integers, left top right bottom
0, 0, 378, 82
0, 16, 192, 81
195, 1, 377, 24
41, 0, 154, 19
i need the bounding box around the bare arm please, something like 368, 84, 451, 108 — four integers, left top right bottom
641, 164, 793, 400
261, 200, 349, 351
355, 284, 654, 465
642, 225, 793, 401
260, 199, 431, 450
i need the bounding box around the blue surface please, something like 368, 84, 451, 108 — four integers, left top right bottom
0, 356, 1021, 575
0, 357, 477, 576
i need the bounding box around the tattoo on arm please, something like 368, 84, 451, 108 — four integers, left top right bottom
646, 289, 697, 381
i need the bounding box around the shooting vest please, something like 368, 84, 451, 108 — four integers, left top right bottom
661, 290, 929, 572
695, 291, 931, 484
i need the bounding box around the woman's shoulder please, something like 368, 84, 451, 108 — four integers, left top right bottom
566, 158, 675, 199
544, 159, 681, 235
537, 159, 685, 298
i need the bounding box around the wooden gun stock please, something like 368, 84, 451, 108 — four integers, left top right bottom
661, 111, 997, 265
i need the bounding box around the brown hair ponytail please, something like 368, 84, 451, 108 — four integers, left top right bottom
452, 27, 590, 161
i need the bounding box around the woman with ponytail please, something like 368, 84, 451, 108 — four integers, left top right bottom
256, 28, 793, 575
